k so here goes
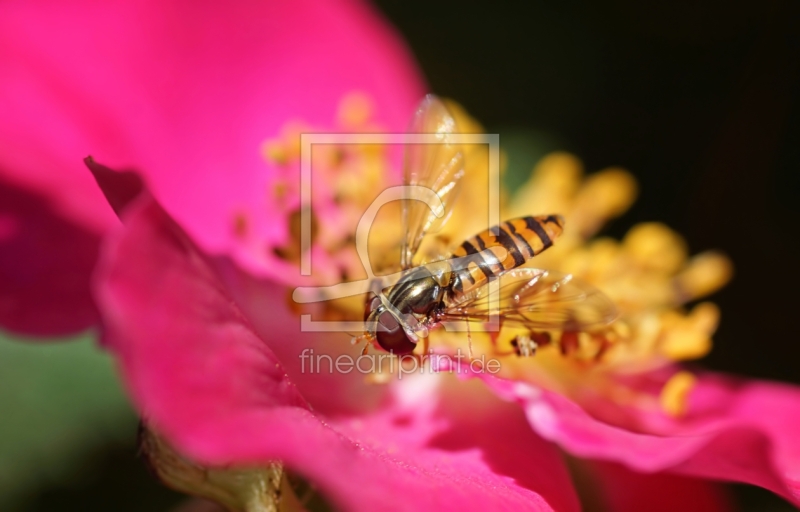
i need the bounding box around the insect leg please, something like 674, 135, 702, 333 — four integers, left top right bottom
351, 332, 374, 355
420, 335, 430, 357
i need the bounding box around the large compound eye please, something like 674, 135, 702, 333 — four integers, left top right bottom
375, 310, 417, 355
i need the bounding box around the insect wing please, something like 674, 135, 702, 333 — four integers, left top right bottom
401, 95, 465, 269
441, 268, 618, 331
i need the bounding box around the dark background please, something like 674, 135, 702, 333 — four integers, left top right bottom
4, 1, 799, 511
374, 0, 800, 509
374, 0, 800, 383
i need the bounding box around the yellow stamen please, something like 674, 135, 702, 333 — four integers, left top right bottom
570, 332, 605, 361
623, 222, 688, 274
660, 329, 711, 361
272, 180, 289, 201
571, 168, 638, 237
261, 140, 288, 166
508, 152, 583, 219
675, 251, 734, 302
560, 237, 620, 281
660, 302, 719, 361
338, 92, 373, 128
660, 370, 697, 417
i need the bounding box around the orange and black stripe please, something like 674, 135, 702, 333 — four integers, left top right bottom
449, 215, 564, 298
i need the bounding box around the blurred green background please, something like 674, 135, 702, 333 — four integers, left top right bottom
2, 0, 799, 510
0, 335, 183, 510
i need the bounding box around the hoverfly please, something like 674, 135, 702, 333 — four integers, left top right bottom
359, 95, 617, 357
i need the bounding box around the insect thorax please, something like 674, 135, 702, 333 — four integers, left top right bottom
387, 265, 449, 320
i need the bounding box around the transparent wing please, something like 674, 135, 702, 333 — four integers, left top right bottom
401, 95, 465, 269
440, 268, 618, 331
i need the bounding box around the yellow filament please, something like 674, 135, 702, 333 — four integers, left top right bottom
660, 371, 697, 417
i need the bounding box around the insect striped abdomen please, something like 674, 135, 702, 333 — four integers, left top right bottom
449, 215, 565, 300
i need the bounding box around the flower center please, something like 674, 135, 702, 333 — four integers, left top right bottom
260, 99, 733, 419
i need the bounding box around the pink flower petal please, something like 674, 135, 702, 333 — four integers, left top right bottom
478, 368, 800, 506
0, 0, 425, 283
84, 157, 144, 218
586, 460, 734, 512
94, 197, 579, 511
0, 181, 99, 336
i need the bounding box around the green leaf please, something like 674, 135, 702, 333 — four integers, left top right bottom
0, 332, 137, 507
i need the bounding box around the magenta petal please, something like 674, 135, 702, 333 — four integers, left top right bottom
84, 157, 144, 219
479, 370, 800, 505
0, 181, 99, 336
94, 199, 579, 511
0, 0, 425, 282
587, 461, 734, 512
